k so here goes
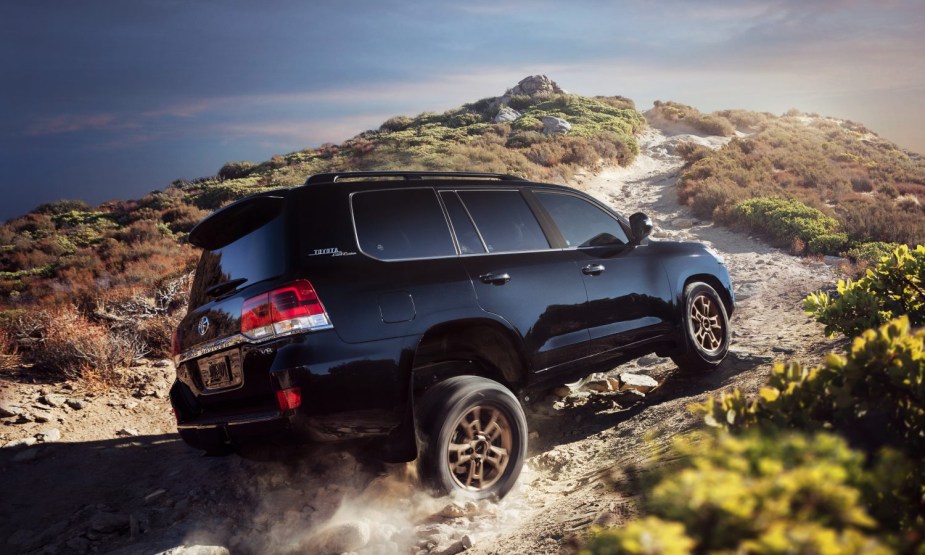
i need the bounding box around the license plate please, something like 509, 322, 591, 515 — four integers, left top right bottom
198, 351, 242, 390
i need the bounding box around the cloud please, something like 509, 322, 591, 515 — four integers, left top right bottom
25, 113, 132, 136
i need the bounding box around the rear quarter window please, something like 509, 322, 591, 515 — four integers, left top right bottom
352, 188, 456, 260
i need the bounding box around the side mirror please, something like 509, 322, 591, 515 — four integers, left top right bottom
630, 212, 653, 244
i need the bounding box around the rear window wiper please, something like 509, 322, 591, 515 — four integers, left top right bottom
205, 278, 248, 299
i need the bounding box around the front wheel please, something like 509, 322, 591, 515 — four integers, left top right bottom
415, 376, 527, 500
671, 281, 730, 372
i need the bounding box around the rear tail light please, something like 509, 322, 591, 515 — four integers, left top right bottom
276, 387, 302, 411
241, 280, 332, 340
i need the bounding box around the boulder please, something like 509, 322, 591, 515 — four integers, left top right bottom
37, 428, 61, 442
493, 107, 521, 123
40, 394, 66, 408
541, 116, 571, 135
584, 376, 614, 393
507, 75, 565, 97
619, 373, 658, 393
672, 217, 697, 229
0, 402, 21, 418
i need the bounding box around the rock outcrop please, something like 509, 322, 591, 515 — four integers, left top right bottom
493, 107, 521, 123
506, 75, 566, 97
542, 116, 571, 135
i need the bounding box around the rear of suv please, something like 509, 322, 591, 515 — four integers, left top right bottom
170, 171, 734, 499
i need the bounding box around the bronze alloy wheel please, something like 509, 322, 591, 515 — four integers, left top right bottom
689, 293, 725, 355
446, 405, 513, 492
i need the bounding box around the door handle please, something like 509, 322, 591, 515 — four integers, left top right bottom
582, 264, 606, 276
479, 272, 511, 285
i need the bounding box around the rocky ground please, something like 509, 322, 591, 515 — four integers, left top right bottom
0, 127, 843, 555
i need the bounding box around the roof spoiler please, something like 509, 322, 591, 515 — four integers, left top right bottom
189, 195, 285, 250
304, 171, 524, 184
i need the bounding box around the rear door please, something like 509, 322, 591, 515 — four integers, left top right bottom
444, 189, 590, 374
531, 190, 674, 356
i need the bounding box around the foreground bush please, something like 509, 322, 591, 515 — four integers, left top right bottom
804, 244, 925, 336
692, 316, 925, 548
584, 432, 889, 554
21, 305, 143, 383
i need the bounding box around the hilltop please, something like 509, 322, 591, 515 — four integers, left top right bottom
1, 75, 924, 382
2, 75, 924, 553
0, 106, 852, 555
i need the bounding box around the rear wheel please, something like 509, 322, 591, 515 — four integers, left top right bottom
671, 281, 730, 372
416, 375, 527, 500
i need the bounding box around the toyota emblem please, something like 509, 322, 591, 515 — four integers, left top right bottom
198, 316, 210, 336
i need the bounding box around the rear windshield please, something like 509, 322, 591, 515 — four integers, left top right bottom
188, 215, 286, 309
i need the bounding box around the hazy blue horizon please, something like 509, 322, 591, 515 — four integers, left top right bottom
2, 0, 923, 222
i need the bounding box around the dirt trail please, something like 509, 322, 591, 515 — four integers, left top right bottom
0, 128, 841, 555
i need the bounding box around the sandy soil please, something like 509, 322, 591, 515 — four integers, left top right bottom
0, 127, 843, 555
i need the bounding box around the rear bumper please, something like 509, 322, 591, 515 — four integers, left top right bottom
174, 403, 300, 450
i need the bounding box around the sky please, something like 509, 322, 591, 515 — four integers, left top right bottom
1, 0, 923, 222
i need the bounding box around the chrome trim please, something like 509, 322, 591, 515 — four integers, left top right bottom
177, 324, 334, 364
178, 334, 249, 364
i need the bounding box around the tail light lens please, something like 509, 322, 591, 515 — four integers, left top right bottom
241, 280, 332, 340
276, 387, 302, 411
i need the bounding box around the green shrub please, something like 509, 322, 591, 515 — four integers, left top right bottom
587, 431, 887, 554
677, 115, 925, 248
696, 316, 925, 453
217, 160, 256, 180
692, 316, 925, 546
731, 197, 844, 254
844, 242, 900, 264
582, 517, 694, 555
804, 245, 925, 336
647, 101, 735, 136
379, 115, 413, 133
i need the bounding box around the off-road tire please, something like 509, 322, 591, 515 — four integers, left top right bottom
671, 281, 730, 372
415, 375, 527, 500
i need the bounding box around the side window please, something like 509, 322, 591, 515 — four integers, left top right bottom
457, 190, 549, 253
352, 189, 456, 260
534, 191, 630, 247
440, 192, 486, 254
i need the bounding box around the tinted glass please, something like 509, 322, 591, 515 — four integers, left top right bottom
457, 190, 549, 253
535, 191, 630, 247
440, 192, 486, 255
189, 215, 286, 309
353, 189, 456, 260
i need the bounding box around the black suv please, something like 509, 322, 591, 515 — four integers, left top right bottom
170, 171, 733, 499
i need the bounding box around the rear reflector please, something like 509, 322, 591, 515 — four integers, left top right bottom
241, 280, 331, 340
276, 387, 302, 411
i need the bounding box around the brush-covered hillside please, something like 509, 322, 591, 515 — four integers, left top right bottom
2, 75, 925, 383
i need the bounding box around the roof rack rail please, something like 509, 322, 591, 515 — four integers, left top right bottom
304, 171, 524, 185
